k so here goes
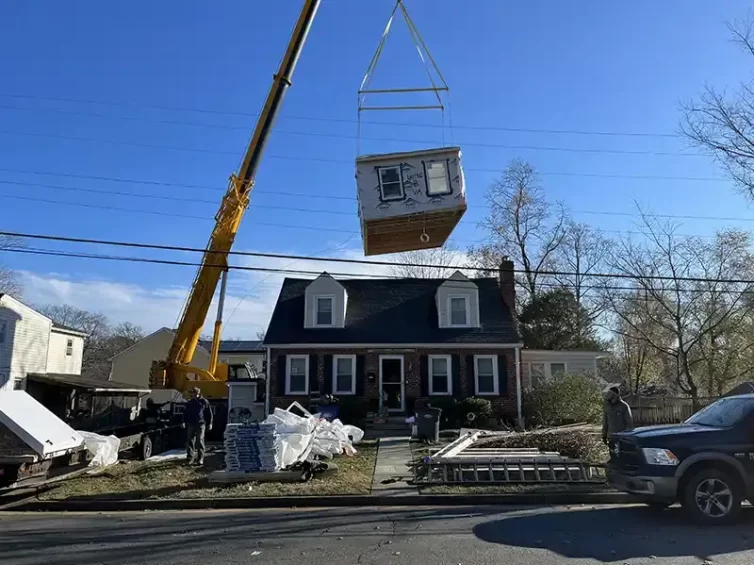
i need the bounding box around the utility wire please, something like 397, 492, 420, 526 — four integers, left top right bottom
4, 230, 754, 286
0, 164, 728, 186
0, 93, 679, 139
0, 125, 702, 159
0, 192, 727, 240
1, 176, 750, 225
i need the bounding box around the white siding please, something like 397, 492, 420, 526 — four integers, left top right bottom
436, 271, 480, 328
521, 350, 602, 390
0, 295, 52, 392
46, 330, 84, 375
304, 274, 347, 329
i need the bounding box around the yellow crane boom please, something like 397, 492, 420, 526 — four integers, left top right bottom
149, 0, 321, 397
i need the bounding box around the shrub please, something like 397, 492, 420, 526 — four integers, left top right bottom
481, 429, 606, 463
458, 397, 493, 427
523, 373, 603, 427
425, 397, 460, 429
336, 397, 367, 425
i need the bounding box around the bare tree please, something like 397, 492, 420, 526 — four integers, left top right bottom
256, 330, 266, 341
682, 14, 754, 199
388, 244, 466, 279
604, 215, 754, 408
0, 235, 23, 298
468, 160, 567, 306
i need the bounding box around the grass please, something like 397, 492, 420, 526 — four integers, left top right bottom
39, 441, 378, 501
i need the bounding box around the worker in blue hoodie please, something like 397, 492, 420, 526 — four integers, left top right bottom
183, 387, 213, 466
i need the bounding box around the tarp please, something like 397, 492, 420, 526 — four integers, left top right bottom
0, 391, 84, 458
261, 404, 364, 470
78, 431, 120, 467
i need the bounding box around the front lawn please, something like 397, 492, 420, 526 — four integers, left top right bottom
39, 441, 378, 501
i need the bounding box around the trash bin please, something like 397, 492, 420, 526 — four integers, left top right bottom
415, 408, 442, 443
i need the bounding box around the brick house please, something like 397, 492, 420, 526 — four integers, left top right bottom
262, 260, 525, 423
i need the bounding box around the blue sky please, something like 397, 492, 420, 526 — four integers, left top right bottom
1, 0, 753, 335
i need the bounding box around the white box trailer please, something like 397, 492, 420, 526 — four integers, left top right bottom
0, 391, 86, 487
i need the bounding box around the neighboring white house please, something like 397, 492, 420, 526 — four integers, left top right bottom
46, 324, 86, 375
520, 349, 607, 390
108, 327, 265, 401
0, 294, 86, 393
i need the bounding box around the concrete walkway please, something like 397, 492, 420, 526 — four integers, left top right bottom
371, 436, 417, 496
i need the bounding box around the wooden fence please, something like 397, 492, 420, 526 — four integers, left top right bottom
626, 396, 715, 426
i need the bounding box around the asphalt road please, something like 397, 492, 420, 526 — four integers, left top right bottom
2, 504, 754, 565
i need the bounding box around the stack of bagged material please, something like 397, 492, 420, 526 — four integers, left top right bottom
224, 422, 279, 472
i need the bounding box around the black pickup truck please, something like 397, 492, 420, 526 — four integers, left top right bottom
607, 394, 754, 524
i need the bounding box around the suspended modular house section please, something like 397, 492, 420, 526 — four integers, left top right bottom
356, 146, 467, 256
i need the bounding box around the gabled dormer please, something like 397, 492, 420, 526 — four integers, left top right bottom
304, 272, 347, 329
436, 271, 481, 328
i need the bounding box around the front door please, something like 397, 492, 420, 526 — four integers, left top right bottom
380, 356, 404, 413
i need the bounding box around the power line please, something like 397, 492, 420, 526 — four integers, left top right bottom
4, 229, 754, 286
0, 190, 728, 240
0, 92, 679, 139
2, 175, 750, 225
0, 125, 703, 159
0, 164, 728, 188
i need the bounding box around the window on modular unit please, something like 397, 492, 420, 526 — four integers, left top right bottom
66, 338, 73, 356
287, 355, 308, 395
429, 355, 451, 395
334, 355, 356, 394
378, 166, 404, 201
425, 160, 451, 195
550, 363, 566, 378
315, 296, 333, 326
449, 296, 469, 326
475, 355, 498, 395
530, 363, 546, 388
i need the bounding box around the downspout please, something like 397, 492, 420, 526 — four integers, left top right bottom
265, 347, 271, 417
515, 346, 523, 428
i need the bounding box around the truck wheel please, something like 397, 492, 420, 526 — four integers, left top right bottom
139, 436, 153, 461
681, 468, 742, 525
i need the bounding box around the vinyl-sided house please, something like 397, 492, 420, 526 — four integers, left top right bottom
263, 260, 525, 422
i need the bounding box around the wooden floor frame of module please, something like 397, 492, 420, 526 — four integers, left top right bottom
362, 206, 467, 256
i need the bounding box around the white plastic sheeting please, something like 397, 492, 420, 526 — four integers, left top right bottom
78, 431, 120, 467
261, 405, 364, 470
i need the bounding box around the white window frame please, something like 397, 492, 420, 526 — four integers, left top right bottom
313, 295, 335, 328
332, 354, 356, 395
474, 355, 499, 396
377, 165, 405, 201
424, 159, 452, 196
285, 354, 309, 395
66, 338, 73, 356
527, 361, 568, 389
428, 354, 452, 396
448, 295, 471, 328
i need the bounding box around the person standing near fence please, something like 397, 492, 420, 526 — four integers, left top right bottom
602, 385, 634, 444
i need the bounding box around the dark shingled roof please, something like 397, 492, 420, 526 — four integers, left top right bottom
26, 373, 148, 392
264, 277, 519, 345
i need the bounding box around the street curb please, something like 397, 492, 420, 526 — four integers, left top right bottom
12, 492, 633, 512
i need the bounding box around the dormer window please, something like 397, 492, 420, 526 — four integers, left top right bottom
315, 296, 334, 327
448, 295, 470, 327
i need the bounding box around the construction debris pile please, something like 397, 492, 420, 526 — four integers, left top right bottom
224, 422, 279, 473
414, 426, 606, 486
